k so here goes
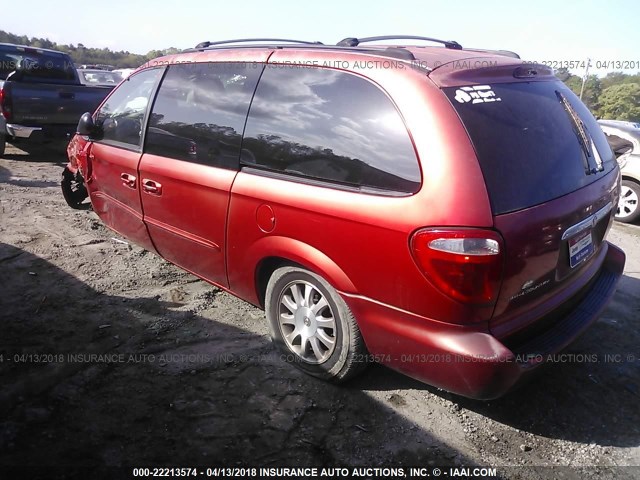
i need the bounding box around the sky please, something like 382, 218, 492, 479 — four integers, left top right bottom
3, 0, 639, 76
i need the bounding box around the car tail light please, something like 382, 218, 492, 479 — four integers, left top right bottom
0, 87, 12, 121
411, 228, 504, 305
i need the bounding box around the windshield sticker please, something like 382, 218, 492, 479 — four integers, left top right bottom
454, 85, 501, 104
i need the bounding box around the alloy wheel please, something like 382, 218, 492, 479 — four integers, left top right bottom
277, 280, 337, 364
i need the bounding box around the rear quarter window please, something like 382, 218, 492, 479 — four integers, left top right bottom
444, 81, 616, 214
242, 65, 421, 194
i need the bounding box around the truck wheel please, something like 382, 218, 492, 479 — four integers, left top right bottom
265, 266, 368, 382
61, 167, 89, 209
616, 180, 640, 224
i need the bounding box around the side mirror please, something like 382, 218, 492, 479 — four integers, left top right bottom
77, 112, 99, 137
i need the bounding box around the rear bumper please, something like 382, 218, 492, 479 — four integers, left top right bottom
6, 123, 42, 138
4, 123, 74, 142
344, 241, 625, 400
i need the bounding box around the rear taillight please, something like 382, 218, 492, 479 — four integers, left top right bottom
0, 87, 11, 121
411, 228, 504, 305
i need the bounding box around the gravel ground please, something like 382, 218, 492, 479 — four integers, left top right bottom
0, 143, 639, 479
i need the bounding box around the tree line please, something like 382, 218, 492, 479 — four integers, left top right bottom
557, 68, 640, 122
0, 30, 180, 68
1, 30, 638, 122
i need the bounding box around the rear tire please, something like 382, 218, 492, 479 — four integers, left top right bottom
616, 179, 640, 224
265, 266, 367, 382
0, 134, 5, 157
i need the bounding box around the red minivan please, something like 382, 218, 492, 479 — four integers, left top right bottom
63, 36, 625, 399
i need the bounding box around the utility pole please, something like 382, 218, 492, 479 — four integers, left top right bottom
579, 58, 591, 100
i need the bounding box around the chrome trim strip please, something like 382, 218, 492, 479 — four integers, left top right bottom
561, 202, 613, 240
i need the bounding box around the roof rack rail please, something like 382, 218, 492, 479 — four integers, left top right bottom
378, 47, 415, 61
337, 35, 462, 50
195, 38, 324, 49
185, 41, 417, 61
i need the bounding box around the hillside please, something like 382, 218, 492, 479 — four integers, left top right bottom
0, 30, 179, 68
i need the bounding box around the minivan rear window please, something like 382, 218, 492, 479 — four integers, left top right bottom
444, 82, 615, 214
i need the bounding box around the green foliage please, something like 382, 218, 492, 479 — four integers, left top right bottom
597, 83, 640, 122
601, 71, 640, 89
556, 69, 639, 121
558, 72, 601, 111
0, 29, 178, 69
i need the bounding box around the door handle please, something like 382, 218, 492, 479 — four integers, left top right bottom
120, 173, 137, 189
142, 179, 162, 195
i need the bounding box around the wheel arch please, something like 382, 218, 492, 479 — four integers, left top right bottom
241, 236, 358, 309
621, 174, 640, 185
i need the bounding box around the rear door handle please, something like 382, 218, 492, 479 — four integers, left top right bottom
142, 179, 162, 195
120, 173, 137, 189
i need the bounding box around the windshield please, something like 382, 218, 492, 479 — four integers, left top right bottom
444, 81, 616, 214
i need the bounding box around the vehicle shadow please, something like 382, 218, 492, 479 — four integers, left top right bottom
353, 274, 640, 448
2, 141, 68, 164
0, 164, 60, 188
0, 242, 477, 473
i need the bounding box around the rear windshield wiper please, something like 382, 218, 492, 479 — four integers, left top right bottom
556, 91, 603, 174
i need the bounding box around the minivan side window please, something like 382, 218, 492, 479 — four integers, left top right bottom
145, 62, 263, 169
95, 68, 163, 148
242, 66, 421, 193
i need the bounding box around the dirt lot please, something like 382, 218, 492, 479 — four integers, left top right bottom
1, 143, 639, 479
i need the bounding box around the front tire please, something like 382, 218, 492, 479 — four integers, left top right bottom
61, 167, 89, 209
616, 179, 640, 223
265, 266, 367, 382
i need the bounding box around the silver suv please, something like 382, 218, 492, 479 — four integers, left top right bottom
599, 120, 640, 223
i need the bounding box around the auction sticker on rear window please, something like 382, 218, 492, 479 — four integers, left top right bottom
568, 229, 594, 268
453, 85, 501, 104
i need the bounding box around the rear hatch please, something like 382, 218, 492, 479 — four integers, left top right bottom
435, 64, 619, 338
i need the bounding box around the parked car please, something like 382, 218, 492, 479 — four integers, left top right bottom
0, 43, 113, 156
77, 69, 122, 87
599, 119, 640, 130
112, 68, 135, 79
64, 36, 625, 399
599, 120, 640, 223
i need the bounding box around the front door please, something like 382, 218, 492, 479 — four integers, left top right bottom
86, 67, 163, 252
